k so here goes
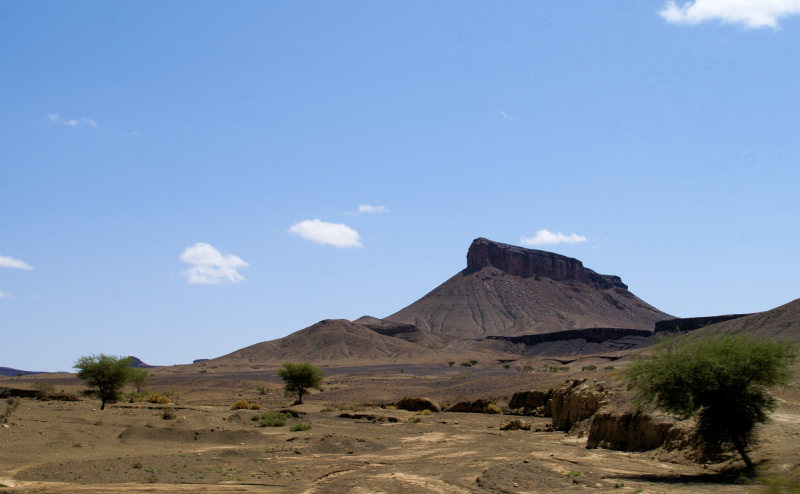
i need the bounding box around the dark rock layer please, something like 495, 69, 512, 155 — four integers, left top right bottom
466, 237, 626, 290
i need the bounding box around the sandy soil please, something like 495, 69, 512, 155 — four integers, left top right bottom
2, 362, 799, 493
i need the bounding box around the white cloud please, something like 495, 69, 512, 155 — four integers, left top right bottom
0, 255, 34, 270
659, 0, 800, 28
520, 229, 587, 246
0, 291, 12, 299
498, 111, 511, 120
357, 204, 389, 214
180, 242, 248, 285
48, 113, 97, 127
288, 219, 363, 248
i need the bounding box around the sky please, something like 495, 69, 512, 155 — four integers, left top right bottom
2, 1, 800, 372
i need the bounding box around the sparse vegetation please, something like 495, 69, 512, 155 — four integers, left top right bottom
1, 397, 20, 424
161, 410, 176, 420
502, 363, 510, 369
469, 359, 478, 365
417, 409, 433, 415
129, 369, 150, 394
448, 361, 455, 367
581, 365, 597, 371
277, 362, 324, 405
258, 411, 291, 427
257, 385, 268, 395
604, 365, 615, 370
548, 366, 570, 372
231, 399, 251, 410
33, 382, 55, 399
74, 354, 134, 410
626, 333, 796, 470
486, 403, 501, 414
290, 423, 311, 432
517, 365, 534, 373
459, 361, 472, 367
566, 470, 582, 477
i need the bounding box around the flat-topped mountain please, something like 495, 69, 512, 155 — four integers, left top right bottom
386, 238, 670, 339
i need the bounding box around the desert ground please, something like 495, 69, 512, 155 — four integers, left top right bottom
2, 357, 799, 493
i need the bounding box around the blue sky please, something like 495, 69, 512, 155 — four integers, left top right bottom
2, 1, 799, 371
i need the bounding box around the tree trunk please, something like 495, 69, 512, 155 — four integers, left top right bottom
297, 390, 304, 404
732, 437, 753, 470
100, 400, 106, 410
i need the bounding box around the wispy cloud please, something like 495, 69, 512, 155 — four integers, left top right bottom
659, 0, 800, 28
520, 229, 587, 246
288, 219, 363, 248
0, 255, 34, 270
498, 111, 512, 120
180, 242, 248, 285
357, 204, 389, 214
0, 291, 12, 299
48, 113, 97, 127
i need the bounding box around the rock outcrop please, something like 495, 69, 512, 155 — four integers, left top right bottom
507, 390, 551, 416
549, 379, 606, 431
395, 397, 441, 412
445, 399, 500, 414
587, 411, 688, 452
466, 238, 627, 290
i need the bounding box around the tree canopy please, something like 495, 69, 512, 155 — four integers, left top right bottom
74, 354, 134, 410
276, 362, 323, 405
625, 333, 796, 469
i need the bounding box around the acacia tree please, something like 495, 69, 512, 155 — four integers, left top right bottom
276, 362, 323, 405
74, 354, 134, 410
129, 368, 150, 394
625, 334, 795, 469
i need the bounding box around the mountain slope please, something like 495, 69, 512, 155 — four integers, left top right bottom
385, 238, 670, 339
692, 297, 800, 340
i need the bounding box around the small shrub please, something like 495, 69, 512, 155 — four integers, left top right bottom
72, 442, 82, 448
259, 411, 290, 427
250, 414, 261, 421
257, 386, 268, 395
566, 471, 582, 477
486, 403, 501, 414
231, 399, 250, 410
448, 361, 455, 367
162, 410, 176, 420
290, 423, 311, 432
581, 365, 597, 371
199, 369, 208, 374
249, 403, 262, 410
417, 409, 433, 415
133, 462, 143, 469
1, 397, 20, 424
469, 360, 478, 365
460, 362, 472, 367
385, 405, 397, 410
33, 382, 56, 399
614, 482, 624, 489
502, 364, 510, 369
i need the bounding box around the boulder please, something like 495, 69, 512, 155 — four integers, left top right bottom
500, 419, 531, 431
395, 397, 441, 412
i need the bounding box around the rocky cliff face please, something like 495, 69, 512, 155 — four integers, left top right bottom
466, 238, 626, 290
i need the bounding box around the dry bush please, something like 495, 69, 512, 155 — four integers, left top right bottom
231, 399, 250, 410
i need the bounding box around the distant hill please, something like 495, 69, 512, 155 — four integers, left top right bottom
0, 367, 43, 377
211, 319, 440, 366
127, 356, 154, 368
385, 238, 670, 339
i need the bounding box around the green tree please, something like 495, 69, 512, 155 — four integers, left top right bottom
74, 354, 134, 410
129, 368, 150, 394
276, 362, 323, 405
625, 334, 795, 469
